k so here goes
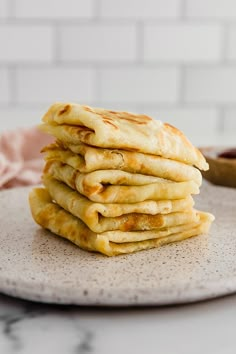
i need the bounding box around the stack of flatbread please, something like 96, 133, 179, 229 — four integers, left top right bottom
29, 103, 214, 256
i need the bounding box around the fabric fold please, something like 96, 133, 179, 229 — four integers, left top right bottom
0, 127, 52, 189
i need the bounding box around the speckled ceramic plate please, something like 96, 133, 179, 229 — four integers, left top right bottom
0, 183, 236, 306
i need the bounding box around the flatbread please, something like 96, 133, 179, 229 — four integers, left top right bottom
101, 221, 204, 243
29, 188, 214, 256
43, 177, 197, 233
44, 161, 200, 203
40, 103, 208, 170
44, 176, 194, 216
42, 142, 202, 186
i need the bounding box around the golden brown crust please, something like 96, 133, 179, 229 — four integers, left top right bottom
43, 175, 197, 233
40, 102, 208, 170
42, 141, 202, 185
44, 160, 200, 203
29, 187, 214, 256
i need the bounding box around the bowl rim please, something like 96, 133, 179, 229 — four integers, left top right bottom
200, 146, 236, 165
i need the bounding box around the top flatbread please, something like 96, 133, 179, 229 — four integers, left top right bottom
40, 103, 208, 170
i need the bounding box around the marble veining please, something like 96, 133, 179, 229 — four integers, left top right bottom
0, 295, 94, 354
1, 293, 236, 354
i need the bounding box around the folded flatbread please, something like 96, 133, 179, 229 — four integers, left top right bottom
43, 177, 196, 233
29, 188, 214, 256
40, 103, 208, 170
44, 161, 200, 203
42, 142, 202, 186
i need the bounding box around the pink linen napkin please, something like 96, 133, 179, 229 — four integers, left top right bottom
0, 127, 52, 190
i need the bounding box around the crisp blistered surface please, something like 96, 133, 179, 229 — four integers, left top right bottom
40, 102, 208, 170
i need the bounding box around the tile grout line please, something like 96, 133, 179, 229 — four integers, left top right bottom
93, 66, 101, 104
53, 24, 61, 63
135, 21, 144, 64
3, 18, 236, 25
178, 65, 186, 105
221, 23, 230, 62
2, 101, 236, 109
180, 0, 187, 19
8, 65, 17, 107
93, 0, 101, 20
3, 62, 236, 70
7, 0, 15, 18
218, 107, 226, 133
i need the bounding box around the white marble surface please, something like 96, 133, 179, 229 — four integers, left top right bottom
0, 293, 236, 354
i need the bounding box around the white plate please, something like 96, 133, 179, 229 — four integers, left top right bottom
0, 184, 236, 306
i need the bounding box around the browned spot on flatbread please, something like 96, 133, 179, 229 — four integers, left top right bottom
119, 117, 147, 125
120, 214, 163, 231
65, 125, 93, 141
64, 221, 78, 241
101, 115, 113, 121
79, 231, 90, 245
43, 160, 54, 174
116, 113, 152, 125
67, 125, 91, 132
81, 178, 104, 197
122, 147, 140, 152
55, 140, 67, 149
103, 119, 118, 129
97, 109, 152, 125
164, 123, 184, 137
107, 110, 152, 122
41, 142, 63, 153
70, 169, 78, 190
125, 112, 152, 120
59, 104, 71, 116
38, 204, 56, 229
83, 105, 95, 113
164, 123, 193, 149
164, 123, 206, 167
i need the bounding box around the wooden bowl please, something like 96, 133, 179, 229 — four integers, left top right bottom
200, 147, 236, 188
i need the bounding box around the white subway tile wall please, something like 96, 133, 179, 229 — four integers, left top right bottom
16, 68, 95, 104
227, 27, 236, 60
0, 68, 9, 103
99, 67, 179, 103
144, 24, 222, 62
60, 24, 137, 62
186, 0, 236, 19
185, 67, 236, 103
224, 109, 236, 131
0, 0, 235, 145
14, 0, 94, 19
0, 108, 45, 130
0, 25, 54, 63
0, 0, 7, 18
100, 0, 181, 19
